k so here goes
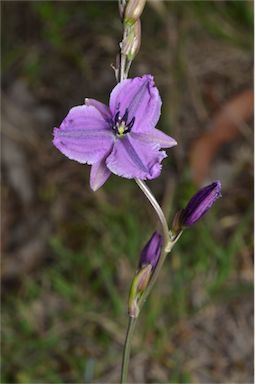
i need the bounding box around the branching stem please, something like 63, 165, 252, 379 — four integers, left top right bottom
121, 179, 182, 383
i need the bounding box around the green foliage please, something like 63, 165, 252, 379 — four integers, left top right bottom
188, 0, 253, 48
3, 178, 252, 382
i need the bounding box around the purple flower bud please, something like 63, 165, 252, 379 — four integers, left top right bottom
181, 181, 222, 226
139, 231, 162, 270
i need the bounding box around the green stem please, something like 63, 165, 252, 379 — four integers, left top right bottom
121, 317, 137, 383
135, 179, 170, 242
121, 180, 181, 383
135, 179, 182, 310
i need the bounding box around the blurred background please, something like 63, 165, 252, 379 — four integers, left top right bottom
2, 1, 253, 383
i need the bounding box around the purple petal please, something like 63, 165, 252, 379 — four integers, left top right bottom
53, 105, 114, 165
109, 75, 161, 132
85, 98, 112, 121
139, 231, 162, 270
182, 181, 222, 226
106, 135, 166, 180
130, 129, 177, 149
90, 156, 111, 191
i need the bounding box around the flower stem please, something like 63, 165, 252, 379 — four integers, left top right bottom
121, 179, 181, 382
135, 179, 170, 243
120, 317, 137, 383
135, 180, 180, 310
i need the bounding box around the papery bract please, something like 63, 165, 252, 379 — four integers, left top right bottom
53, 75, 177, 191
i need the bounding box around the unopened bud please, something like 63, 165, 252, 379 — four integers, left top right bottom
182, 181, 221, 226
171, 181, 222, 234
139, 231, 162, 270
121, 19, 141, 61
128, 232, 162, 318
128, 264, 152, 318
125, 0, 146, 24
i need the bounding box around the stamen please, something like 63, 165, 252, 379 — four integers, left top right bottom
126, 117, 135, 130
122, 109, 129, 124
114, 111, 120, 125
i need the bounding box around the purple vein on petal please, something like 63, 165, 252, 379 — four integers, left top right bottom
55, 129, 113, 139
127, 78, 150, 119
122, 136, 149, 173
130, 131, 177, 148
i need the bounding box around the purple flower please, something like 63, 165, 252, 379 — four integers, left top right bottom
181, 181, 222, 226
139, 231, 162, 270
53, 75, 177, 191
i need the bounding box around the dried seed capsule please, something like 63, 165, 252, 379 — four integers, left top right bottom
121, 19, 141, 60
128, 264, 152, 318
124, 0, 146, 24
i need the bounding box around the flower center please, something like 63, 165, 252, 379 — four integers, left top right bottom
112, 109, 135, 138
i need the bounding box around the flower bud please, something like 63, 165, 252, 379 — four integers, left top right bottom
121, 19, 141, 61
128, 264, 152, 318
124, 0, 146, 24
178, 181, 222, 228
128, 232, 162, 318
139, 231, 162, 270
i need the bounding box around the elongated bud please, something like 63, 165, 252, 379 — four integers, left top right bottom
124, 0, 146, 24
182, 181, 221, 226
139, 231, 162, 270
172, 181, 221, 234
128, 264, 152, 318
128, 232, 162, 318
121, 19, 141, 61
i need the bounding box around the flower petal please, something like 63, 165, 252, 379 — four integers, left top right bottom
85, 98, 112, 121
90, 156, 112, 191
109, 75, 161, 132
53, 105, 114, 165
106, 135, 166, 180
130, 129, 177, 148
